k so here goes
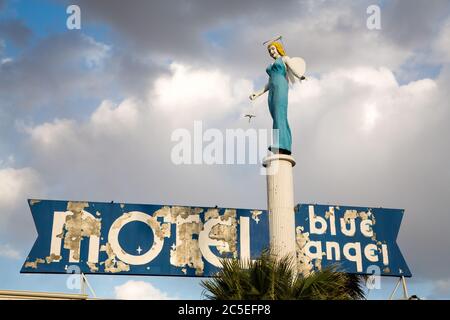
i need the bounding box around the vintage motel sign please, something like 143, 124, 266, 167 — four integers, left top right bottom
21, 199, 269, 276
21, 199, 410, 277
295, 204, 411, 277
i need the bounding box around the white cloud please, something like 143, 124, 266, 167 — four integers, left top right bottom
0, 243, 21, 259
1, 57, 12, 65
90, 99, 139, 134
289, 66, 439, 139
0, 166, 45, 242
22, 63, 257, 164
0, 167, 42, 217
433, 18, 450, 64
25, 99, 140, 148
25, 119, 76, 148
81, 34, 111, 68
16, 62, 266, 215
114, 280, 176, 300
362, 102, 380, 132
152, 63, 253, 122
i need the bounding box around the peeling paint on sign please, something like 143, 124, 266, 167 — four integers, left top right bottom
101, 243, 130, 273
87, 262, 98, 272
251, 210, 262, 224
24, 258, 45, 269
295, 204, 411, 277
209, 209, 237, 256
22, 200, 410, 277
170, 209, 204, 275
29, 199, 41, 206
62, 202, 101, 262
45, 254, 61, 264
295, 226, 313, 277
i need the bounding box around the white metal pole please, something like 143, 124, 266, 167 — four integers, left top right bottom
401, 276, 409, 299
389, 277, 401, 300
81, 273, 97, 298
80, 273, 85, 296
263, 154, 297, 262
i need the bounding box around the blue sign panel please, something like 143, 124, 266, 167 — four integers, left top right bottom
22, 199, 410, 277
21, 199, 269, 276
295, 204, 411, 277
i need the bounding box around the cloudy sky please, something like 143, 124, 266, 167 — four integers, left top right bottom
0, 0, 449, 299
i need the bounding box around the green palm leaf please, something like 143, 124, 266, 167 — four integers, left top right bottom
201, 250, 366, 300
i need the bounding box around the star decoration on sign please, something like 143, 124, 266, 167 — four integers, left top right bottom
137, 246, 143, 255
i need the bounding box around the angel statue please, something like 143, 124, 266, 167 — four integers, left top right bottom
249, 36, 306, 155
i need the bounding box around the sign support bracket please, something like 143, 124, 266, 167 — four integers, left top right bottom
389, 276, 409, 300
80, 273, 97, 298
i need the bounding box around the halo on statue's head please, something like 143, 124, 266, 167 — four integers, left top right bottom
262, 35, 283, 46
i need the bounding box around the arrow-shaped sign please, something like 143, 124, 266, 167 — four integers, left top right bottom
21, 199, 410, 277
295, 204, 411, 277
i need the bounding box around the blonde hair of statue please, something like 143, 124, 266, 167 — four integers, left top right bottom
267, 41, 286, 56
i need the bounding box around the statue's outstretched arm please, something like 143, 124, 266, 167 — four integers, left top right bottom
249, 82, 269, 101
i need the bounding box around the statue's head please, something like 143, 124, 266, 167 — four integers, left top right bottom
267, 41, 286, 59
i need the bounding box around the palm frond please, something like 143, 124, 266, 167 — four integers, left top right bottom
201, 250, 366, 300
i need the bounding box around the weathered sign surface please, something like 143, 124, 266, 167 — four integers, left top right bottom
295, 204, 411, 277
21, 199, 410, 277
22, 199, 268, 276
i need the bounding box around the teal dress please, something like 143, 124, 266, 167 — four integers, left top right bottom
266, 57, 291, 154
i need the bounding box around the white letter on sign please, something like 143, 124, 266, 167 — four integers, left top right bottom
364, 243, 379, 263
361, 219, 373, 237
50, 211, 99, 264
304, 241, 323, 260
309, 205, 327, 235
199, 217, 234, 267
108, 211, 166, 265
343, 242, 363, 272
239, 216, 250, 264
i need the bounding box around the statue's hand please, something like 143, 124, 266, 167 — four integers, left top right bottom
249, 93, 258, 101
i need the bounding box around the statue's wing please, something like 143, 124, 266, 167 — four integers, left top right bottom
287, 57, 306, 84
286, 68, 296, 85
